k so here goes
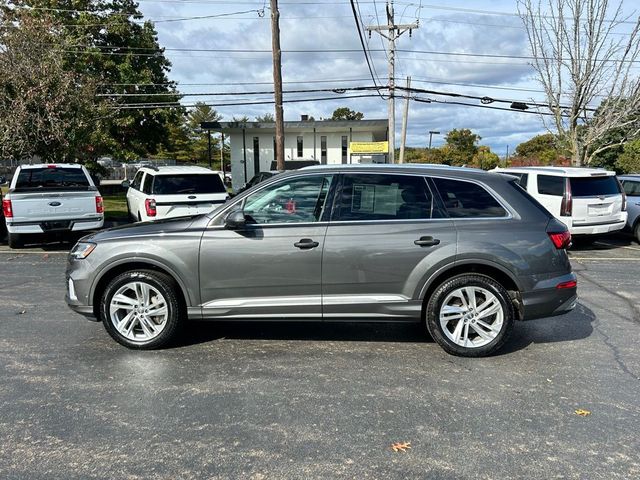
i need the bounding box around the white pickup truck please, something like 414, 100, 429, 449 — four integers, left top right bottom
2, 164, 104, 248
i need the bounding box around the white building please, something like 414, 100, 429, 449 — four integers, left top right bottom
202, 118, 388, 191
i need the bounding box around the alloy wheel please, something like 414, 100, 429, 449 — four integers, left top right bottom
109, 281, 169, 342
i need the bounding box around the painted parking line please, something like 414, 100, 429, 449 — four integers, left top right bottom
594, 241, 640, 251
571, 257, 640, 261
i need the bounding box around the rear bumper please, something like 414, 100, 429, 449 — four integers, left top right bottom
569, 219, 626, 235
7, 216, 104, 234
520, 272, 578, 321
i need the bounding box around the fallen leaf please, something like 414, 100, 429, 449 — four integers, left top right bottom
575, 409, 591, 417
42, 253, 49, 260
18, 310, 26, 315
391, 441, 411, 453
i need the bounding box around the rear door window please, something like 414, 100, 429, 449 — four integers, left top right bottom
537, 175, 564, 196
570, 176, 620, 197
152, 174, 226, 195
334, 173, 438, 221
14, 167, 90, 192
432, 177, 507, 218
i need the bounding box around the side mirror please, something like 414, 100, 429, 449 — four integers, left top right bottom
225, 210, 246, 229
121, 180, 130, 189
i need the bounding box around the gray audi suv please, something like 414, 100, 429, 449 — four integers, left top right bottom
66, 165, 577, 357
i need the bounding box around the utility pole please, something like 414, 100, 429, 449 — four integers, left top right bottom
270, 0, 285, 171
398, 76, 411, 163
207, 130, 212, 169
366, 1, 418, 164
220, 132, 224, 172
428, 130, 440, 149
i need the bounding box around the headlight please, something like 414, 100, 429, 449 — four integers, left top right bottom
70, 242, 96, 260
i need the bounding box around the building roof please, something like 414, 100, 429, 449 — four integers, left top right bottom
201, 119, 388, 133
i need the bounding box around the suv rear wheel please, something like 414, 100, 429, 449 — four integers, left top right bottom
426, 274, 515, 357
100, 269, 183, 349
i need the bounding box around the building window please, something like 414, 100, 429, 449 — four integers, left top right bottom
297, 136, 304, 158
253, 137, 260, 174
341, 135, 348, 164
321, 136, 327, 164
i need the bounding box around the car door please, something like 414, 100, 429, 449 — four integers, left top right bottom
199, 173, 334, 319
321, 172, 456, 321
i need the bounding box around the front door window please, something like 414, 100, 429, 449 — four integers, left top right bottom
243, 175, 333, 224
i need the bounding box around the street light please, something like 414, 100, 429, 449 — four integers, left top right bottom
428, 130, 441, 149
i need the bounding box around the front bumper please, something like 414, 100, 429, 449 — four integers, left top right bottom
66, 260, 100, 321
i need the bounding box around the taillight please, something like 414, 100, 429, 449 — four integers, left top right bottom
556, 280, 577, 289
617, 178, 627, 211
560, 177, 572, 216
2, 198, 13, 218
548, 231, 572, 249
145, 198, 156, 217
95, 196, 104, 214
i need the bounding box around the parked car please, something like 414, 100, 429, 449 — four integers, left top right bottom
124, 165, 229, 222
493, 166, 627, 236
66, 164, 577, 357
618, 174, 640, 243
235, 170, 281, 195
2, 164, 104, 248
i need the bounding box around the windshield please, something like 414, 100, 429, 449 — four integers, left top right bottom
570, 176, 620, 197
152, 174, 226, 195
14, 167, 90, 191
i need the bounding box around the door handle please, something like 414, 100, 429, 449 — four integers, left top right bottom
414, 236, 440, 247
294, 238, 320, 249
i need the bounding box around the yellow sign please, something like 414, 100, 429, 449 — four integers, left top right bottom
350, 141, 388, 154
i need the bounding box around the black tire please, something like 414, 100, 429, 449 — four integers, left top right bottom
7, 232, 23, 249
426, 274, 515, 357
100, 269, 184, 349
634, 222, 640, 245
137, 212, 142, 222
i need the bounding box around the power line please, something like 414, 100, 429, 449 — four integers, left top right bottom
349, 0, 387, 99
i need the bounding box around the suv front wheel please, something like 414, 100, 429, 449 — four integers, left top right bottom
100, 269, 183, 349
426, 274, 515, 357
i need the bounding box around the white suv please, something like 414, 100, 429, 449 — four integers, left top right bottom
124, 166, 229, 222
493, 166, 627, 236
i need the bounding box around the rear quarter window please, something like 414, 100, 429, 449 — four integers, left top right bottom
537, 175, 564, 196
622, 180, 640, 196
432, 178, 507, 218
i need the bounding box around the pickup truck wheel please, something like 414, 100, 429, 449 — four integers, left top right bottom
426, 274, 514, 357
7, 232, 23, 249
100, 270, 183, 349
634, 222, 640, 244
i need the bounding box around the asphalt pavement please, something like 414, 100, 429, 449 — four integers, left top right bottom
0, 235, 639, 479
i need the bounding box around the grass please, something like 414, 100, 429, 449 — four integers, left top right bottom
103, 194, 129, 221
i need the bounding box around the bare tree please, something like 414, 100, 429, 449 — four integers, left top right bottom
518, 0, 640, 166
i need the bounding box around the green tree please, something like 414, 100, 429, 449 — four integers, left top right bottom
443, 129, 480, 166
0, 15, 99, 162
616, 139, 640, 174
514, 134, 566, 165
4, 1, 181, 161
472, 146, 500, 170
255, 113, 275, 122
331, 107, 364, 121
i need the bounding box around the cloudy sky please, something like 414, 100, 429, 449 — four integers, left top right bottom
134, 0, 637, 156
